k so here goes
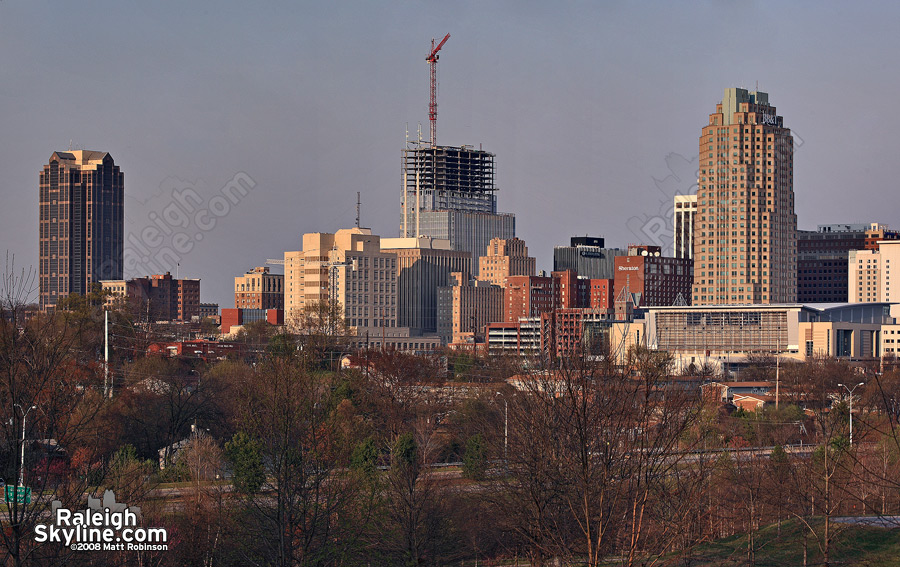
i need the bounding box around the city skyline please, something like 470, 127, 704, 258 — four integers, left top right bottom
3, 2, 900, 306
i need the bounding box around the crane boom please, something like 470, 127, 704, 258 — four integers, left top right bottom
426, 33, 450, 147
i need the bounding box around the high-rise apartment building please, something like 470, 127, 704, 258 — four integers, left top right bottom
401, 144, 515, 258
553, 237, 626, 280
692, 88, 797, 305
39, 150, 124, 310
284, 228, 398, 331
673, 194, 697, 259
478, 237, 536, 287
234, 266, 284, 310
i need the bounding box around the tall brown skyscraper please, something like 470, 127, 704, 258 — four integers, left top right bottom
39, 151, 124, 311
691, 88, 796, 305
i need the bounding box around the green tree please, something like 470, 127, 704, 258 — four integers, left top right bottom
224, 432, 264, 494
462, 433, 488, 481
350, 437, 380, 479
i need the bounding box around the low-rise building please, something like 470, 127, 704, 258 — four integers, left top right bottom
101, 272, 200, 322
221, 308, 284, 335
234, 266, 283, 310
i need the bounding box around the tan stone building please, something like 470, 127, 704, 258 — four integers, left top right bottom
478, 237, 535, 287
849, 240, 900, 303
234, 266, 284, 309
692, 88, 797, 305
437, 272, 504, 344
284, 228, 398, 331
673, 194, 697, 260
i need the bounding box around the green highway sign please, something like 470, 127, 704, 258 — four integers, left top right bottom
4, 486, 31, 504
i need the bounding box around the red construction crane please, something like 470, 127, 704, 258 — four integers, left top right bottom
426, 33, 450, 147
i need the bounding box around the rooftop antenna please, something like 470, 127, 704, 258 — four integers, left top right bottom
356, 192, 361, 228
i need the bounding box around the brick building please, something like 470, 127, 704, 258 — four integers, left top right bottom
614, 245, 692, 307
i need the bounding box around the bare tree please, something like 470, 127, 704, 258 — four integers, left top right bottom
230, 355, 372, 566
0, 259, 108, 566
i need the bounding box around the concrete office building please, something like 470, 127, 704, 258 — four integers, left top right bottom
234, 266, 284, 310
381, 236, 471, 336
284, 228, 398, 331
198, 303, 219, 320
553, 236, 626, 280
692, 88, 797, 305
646, 303, 897, 372
413, 210, 515, 260
797, 224, 869, 303
478, 237, 536, 287
673, 194, 697, 259
39, 150, 124, 311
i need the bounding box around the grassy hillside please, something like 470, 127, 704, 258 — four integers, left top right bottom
681, 518, 900, 566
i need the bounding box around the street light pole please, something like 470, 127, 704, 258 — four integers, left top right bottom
775, 354, 780, 409
14, 404, 36, 487
838, 382, 865, 446
495, 392, 508, 463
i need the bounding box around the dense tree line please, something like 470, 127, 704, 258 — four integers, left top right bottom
2, 284, 900, 565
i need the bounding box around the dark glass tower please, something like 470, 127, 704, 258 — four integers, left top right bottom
39, 151, 124, 310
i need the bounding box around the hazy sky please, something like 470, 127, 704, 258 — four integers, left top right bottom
3, 1, 899, 307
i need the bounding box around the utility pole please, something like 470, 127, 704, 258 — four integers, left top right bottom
104, 309, 110, 398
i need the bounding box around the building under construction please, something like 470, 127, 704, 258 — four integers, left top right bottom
400, 143, 514, 258
401, 144, 497, 232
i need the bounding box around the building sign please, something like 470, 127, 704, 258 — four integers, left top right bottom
761, 114, 777, 126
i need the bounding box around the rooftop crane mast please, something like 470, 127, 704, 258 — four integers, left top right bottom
426, 33, 450, 147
